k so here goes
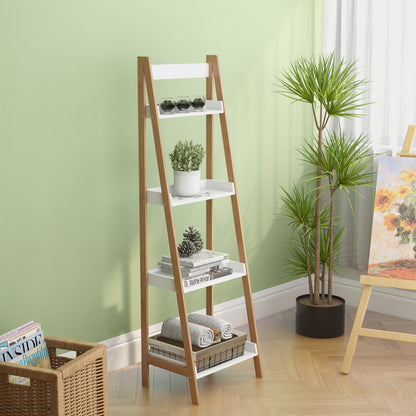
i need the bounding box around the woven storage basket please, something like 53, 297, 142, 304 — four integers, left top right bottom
149, 329, 247, 372
0, 336, 108, 416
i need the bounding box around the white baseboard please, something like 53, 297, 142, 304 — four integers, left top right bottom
102, 276, 416, 372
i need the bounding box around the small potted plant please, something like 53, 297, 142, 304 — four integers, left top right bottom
169, 140, 205, 197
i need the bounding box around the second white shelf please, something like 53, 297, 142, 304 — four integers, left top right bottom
147, 179, 235, 206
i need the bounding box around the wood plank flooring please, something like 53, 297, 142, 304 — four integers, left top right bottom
108, 306, 416, 415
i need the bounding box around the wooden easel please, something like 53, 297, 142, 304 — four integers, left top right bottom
341, 125, 416, 375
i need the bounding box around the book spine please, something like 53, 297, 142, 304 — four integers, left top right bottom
179, 255, 228, 268
183, 268, 233, 287
183, 274, 213, 287
159, 260, 225, 272
182, 265, 220, 278
160, 264, 221, 277
161, 250, 229, 268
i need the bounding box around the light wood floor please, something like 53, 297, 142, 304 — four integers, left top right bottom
108, 306, 416, 416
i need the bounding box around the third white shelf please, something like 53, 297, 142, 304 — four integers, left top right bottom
148, 260, 246, 292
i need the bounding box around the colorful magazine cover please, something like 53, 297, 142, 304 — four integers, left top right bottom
8, 341, 51, 386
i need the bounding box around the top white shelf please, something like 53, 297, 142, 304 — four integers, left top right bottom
146, 100, 223, 119
152, 63, 209, 80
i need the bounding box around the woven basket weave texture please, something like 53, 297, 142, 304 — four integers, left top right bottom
0, 336, 108, 416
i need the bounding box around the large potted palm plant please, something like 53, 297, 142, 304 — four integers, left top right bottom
278, 54, 376, 338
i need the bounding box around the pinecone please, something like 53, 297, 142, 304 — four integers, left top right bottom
183, 226, 204, 253
178, 240, 196, 257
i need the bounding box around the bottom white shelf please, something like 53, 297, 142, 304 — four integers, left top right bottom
148, 340, 258, 380
196, 341, 258, 379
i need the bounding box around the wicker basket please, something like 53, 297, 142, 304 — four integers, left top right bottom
149, 329, 247, 372
0, 336, 108, 416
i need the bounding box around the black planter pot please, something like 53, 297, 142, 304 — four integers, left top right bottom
296, 294, 345, 338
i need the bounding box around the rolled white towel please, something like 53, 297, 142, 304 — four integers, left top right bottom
161, 317, 215, 348
188, 313, 233, 340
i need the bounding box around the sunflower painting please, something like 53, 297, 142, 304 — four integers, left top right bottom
368, 156, 416, 280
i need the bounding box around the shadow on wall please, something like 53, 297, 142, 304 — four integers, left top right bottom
246, 158, 314, 294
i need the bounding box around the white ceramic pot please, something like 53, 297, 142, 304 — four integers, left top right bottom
174, 170, 201, 197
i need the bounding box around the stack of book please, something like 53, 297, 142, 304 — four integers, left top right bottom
0, 321, 51, 385
159, 249, 233, 287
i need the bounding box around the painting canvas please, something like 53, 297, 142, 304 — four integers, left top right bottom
368, 156, 416, 280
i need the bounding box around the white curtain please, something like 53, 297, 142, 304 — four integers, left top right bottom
323, 0, 416, 271
324, 0, 416, 152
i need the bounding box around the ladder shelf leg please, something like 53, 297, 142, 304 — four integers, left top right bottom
141, 56, 200, 405
208, 54, 263, 378
206, 56, 215, 317
138, 57, 150, 388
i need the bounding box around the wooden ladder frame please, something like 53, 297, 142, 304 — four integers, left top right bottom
138, 55, 263, 405
341, 125, 416, 375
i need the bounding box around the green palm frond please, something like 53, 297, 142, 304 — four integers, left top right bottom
280, 184, 332, 233
298, 130, 376, 205
330, 132, 375, 189
308, 202, 331, 231
277, 53, 368, 119
280, 184, 316, 233
283, 227, 344, 279
283, 233, 316, 278
309, 227, 344, 274
279, 57, 316, 104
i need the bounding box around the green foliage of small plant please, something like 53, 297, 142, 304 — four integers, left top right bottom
169, 140, 205, 172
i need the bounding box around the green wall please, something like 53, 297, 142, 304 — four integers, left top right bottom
0, 0, 323, 342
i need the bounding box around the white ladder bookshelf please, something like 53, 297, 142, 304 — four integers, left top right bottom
138, 55, 263, 405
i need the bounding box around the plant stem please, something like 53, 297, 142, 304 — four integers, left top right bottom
328, 186, 335, 305
313, 103, 323, 305
312, 103, 319, 130
302, 225, 313, 303
321, 265, 325, 299
322, 111, 330, 130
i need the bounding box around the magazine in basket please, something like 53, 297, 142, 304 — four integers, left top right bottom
0, 322, 51, 385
